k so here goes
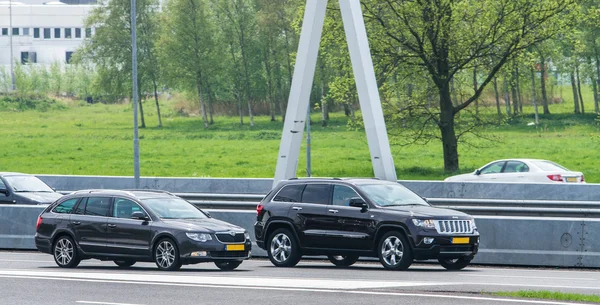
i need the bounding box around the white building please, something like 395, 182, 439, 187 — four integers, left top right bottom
0, 1, 95, 67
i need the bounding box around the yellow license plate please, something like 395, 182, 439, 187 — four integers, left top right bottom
452, 237, 470, 244
566, 177, 577, 182
226, 244, 245, 251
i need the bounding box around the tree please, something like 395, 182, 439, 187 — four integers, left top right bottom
77, 0, 163, 127
158, 0, 215, 128
363, 0, 575, 172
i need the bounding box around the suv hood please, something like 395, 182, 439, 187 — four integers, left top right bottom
14, 192, 62, 205
383, 205, 471, 218
162, 218, 245, 233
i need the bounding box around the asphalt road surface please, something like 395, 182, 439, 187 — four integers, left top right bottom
1, 251, 599, 305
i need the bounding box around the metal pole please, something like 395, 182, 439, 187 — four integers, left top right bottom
131, 0, 140, 188
306, 107, 311, 177
9, 0, 16, 91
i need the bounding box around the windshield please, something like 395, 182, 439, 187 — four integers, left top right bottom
357, 183, 428, 207
5, 176, 54, 192
141, 197, 208, 219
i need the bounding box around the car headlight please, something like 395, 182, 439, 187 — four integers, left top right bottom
244, 232, 250, 240
186, 232, 212, 242
412, 219, 435, 229
470, 219, 477, 230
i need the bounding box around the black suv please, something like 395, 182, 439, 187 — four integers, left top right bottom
35, 190, 251, 271
255, 178, 479, 270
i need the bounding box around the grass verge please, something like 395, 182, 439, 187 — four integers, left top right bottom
494, 290, 600, 303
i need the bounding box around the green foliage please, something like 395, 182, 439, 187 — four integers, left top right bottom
0, 93, 67, 112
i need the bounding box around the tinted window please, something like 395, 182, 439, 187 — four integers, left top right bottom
480, 162, 505, 174
34, 28, 40, 38
301, 184, 330, 205
332, 185, 360, 206
53, 198, 78, 214
273, 184, 305, 202
74, 199, 86, 214
504, 161, 529, 173
113, 198, 143, 219
84, 197, 111, 216
0, 179, 5, 189
141, 197, 207, 219
532, 160, 569, 171
357, 183, 428, 207
4, 175, 53, 192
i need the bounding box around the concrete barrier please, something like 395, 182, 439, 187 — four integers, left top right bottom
0, 205, 44, 250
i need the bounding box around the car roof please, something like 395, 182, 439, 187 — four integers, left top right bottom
0, 172, 30, 177
66, 189, 176, 200
281, 178, 395, 186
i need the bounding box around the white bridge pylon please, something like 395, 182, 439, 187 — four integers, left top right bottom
273, 0, 397, 186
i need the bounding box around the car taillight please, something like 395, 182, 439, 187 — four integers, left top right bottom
547, 174, 563, 182
581, 175, 585, 182
36, 216, 43, 231
256, 204, 264, 217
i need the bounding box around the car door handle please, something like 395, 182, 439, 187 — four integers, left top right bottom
108, 224, 117, 228
292, 207, 303, 211
328, 209, 339, 214
72, 221, 81, 225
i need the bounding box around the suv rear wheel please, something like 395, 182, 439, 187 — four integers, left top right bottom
327, 254, 359, 267
377, 231, 413, 270
53, 236, 81, 268
439, 257, 472, 270
267, 228, 301, 267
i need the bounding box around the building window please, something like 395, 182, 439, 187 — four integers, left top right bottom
12, 28, 19, 36
23, 28, 30, 36
65, 28, 72, 39
34, 28, 40, 38
43, 28, 51, 39
21, 52, 37, 64
1, 28, 7, 36
54, 28, 61, 39
75, 28, 81, 38
66, 51, 74, 64
85, 28, 91, 38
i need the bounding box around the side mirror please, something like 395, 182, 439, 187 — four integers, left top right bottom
0, 188, 8, 196
131, 211, 149, 221
475, 169, 482, 175
349, 198, 368, 212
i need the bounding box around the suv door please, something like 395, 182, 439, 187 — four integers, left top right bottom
106, 197, 152, 256
320, 184, 375, 250
288, 183, 331, 248
70, 196, 112, 254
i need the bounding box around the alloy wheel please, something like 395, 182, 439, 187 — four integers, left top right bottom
54, 238, 74, 266
270, 233, 292, 263
156, 240, 176, 269
381, 236, 404, 266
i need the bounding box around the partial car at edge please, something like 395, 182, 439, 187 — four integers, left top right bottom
0, 172, 63, 205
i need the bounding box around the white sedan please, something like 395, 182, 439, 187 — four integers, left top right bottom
444, 159, 585, 183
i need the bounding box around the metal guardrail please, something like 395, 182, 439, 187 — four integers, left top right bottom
56, 191, 600, 217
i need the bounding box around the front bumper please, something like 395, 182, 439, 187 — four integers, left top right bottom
412, 235, 479, 260
179, 238, 253, 263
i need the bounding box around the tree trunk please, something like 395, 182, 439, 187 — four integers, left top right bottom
196, 72, 209, 128
273, 50, 285, 120
511, 83, 518, 116
319, 58, 328, 127
516, 67, 523, 113
473, 66, 478, 115
503, 73, 511, 116
152, 79, 162, 128
451, 77, 458, 106
531, 67, 539, 125
493, 77, 501, 116
264, 46, 275, 122
540, 55, 550, 114
438, 81, 459, 172
576, 64, 585, 114
595, 51, 600, 114
206, 82, 214, 125
571, 71, 580, 114
593, 68, 599, 115
138, 96, 146, 128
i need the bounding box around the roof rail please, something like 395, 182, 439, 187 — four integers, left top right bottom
287, 177, 342, 181
69, 189, 136, 197
124, 189, 175, 196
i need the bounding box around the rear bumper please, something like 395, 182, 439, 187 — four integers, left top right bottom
34, 233, 52, 254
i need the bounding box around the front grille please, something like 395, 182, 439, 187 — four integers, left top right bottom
210, 251, 249, 258
215, 232, 245, 243
434, 220, 474, 234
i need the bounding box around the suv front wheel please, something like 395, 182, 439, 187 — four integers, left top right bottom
377, 231, 413, 270
267, 228, 301, 267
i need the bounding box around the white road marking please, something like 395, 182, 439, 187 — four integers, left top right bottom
0, 273, 591, 305
0, 270, 446, 290
0, 259, 54, 263
77, 302, 146, 305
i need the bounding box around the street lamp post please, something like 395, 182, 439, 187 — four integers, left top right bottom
131, 0, 140, 188
9, 0, 16, 91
